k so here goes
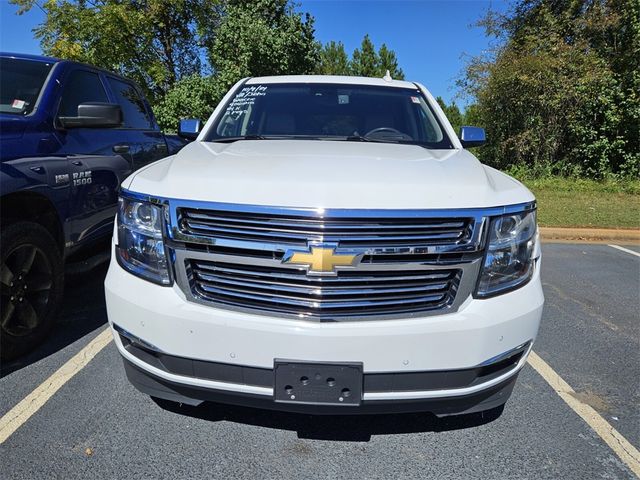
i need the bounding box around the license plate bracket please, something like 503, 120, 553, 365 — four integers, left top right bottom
274, 360, 363, 406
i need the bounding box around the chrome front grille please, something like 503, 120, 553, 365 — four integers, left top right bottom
188, 260, 461, 318
178, 207, 474, 248
162, 200, 511, 321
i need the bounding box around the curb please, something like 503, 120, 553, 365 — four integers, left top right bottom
540, 227, 640, 243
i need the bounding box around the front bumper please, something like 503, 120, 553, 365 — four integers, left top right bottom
105, 256, 543, 415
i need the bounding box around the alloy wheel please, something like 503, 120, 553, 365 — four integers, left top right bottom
1, 244, 54, 337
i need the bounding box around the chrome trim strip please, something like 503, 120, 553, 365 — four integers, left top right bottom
113, 323, 164, 353
478, 340, 532, 366
120, 189, 536, 217
113, 328, 533, 400
112, 331, 274, 397
196, 272, 450, 295
363, 342, 533, 400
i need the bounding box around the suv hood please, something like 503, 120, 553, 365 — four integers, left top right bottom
124, 140, 534, 209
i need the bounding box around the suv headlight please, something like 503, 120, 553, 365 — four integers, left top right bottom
476, 210, 538, 297
116, 195, 171, 285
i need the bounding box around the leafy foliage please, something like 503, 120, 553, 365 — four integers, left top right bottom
350, 34, 379, 77
317, 41, 351, 75
317, 34, 404, 79
436, 97, 464, 135
11, 0, 221, 103
377, 43, 404, 79
209, 0, 319, 98
153, 75, 219, 133
460, 0, 640, 178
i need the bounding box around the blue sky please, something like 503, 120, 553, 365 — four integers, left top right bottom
0, 0, 507, 106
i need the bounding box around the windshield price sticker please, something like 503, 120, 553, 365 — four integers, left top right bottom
226, 85, 268, 116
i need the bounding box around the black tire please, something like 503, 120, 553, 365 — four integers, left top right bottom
1, 221, 64, 361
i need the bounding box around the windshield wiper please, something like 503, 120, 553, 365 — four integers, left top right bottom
212, 135, 268, 143
343, 135, 439, 149
344, 134, 372, 142
344, 134, 402, 144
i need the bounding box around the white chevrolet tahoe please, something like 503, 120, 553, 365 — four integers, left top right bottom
105, 75, 544, 416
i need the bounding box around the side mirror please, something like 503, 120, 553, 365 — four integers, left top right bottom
459, 126, 486, 148
178, 118, 201, 140
58, 102, 123, 129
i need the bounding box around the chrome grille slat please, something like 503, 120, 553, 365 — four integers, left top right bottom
183, 221, 465, 239
197, 272, 451, 291
195, 271, 450, 296
196, 284, 449, 310
192, 262, 453, 283
179, 208, 474, 247
189, 259, 460, 318
182, 221, 466, 243
185, 212, 466, 230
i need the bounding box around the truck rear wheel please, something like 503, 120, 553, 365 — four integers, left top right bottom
1, 222, 64, 361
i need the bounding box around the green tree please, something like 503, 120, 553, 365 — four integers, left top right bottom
460, 0, 639, 178
11, 0, 221, 103
377, 43, 404, 79
436, 96, 464, 135
153, 74, 219, 132
350, 34, 379, 77
209, 0, 319, 98
317, 41, 350, 75
318, 35, 404, 79
462, 103, 482, 128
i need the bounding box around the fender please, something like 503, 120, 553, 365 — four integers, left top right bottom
1, 153, 131, 256
1, 155, 71, 224
65, 153, 131, 250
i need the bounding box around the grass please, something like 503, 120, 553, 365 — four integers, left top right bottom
517, 177, 640, 229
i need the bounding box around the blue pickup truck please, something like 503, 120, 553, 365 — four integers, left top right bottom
1, 52, 188, 360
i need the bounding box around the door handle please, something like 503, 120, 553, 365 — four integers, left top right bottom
113, 144, 130, 154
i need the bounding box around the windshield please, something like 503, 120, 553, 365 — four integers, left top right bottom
0, 58, 54, 115
206, 83, 453, 148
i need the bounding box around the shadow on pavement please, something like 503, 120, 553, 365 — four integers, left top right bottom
152, 398, 504, 441
0, 263, 110, 377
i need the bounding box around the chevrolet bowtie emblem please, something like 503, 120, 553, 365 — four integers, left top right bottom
283, 245, 360, 275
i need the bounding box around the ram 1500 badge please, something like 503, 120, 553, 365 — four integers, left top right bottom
105, 75, 544, 416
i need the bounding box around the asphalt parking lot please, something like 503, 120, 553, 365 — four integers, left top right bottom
1, 243, 638, 479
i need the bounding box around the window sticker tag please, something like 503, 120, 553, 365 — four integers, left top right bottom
225, 85, 267, 117
11, 99, 26, 109
338, 94, 349, 105
410, 96, 421, 104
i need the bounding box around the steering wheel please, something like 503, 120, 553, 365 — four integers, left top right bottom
364, 127, 408, 138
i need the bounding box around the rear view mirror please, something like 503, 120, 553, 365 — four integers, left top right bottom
178, 118, 201, 140
58, 102, 123, 129
459, 126, 486, 148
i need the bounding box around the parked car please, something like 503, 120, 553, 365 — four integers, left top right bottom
0, 52, 188, 360
105, 75, 544, 416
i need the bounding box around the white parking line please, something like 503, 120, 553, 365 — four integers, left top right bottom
0, 327, 113, 444
608, 244, 640, 258
528, 351, 640, 477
